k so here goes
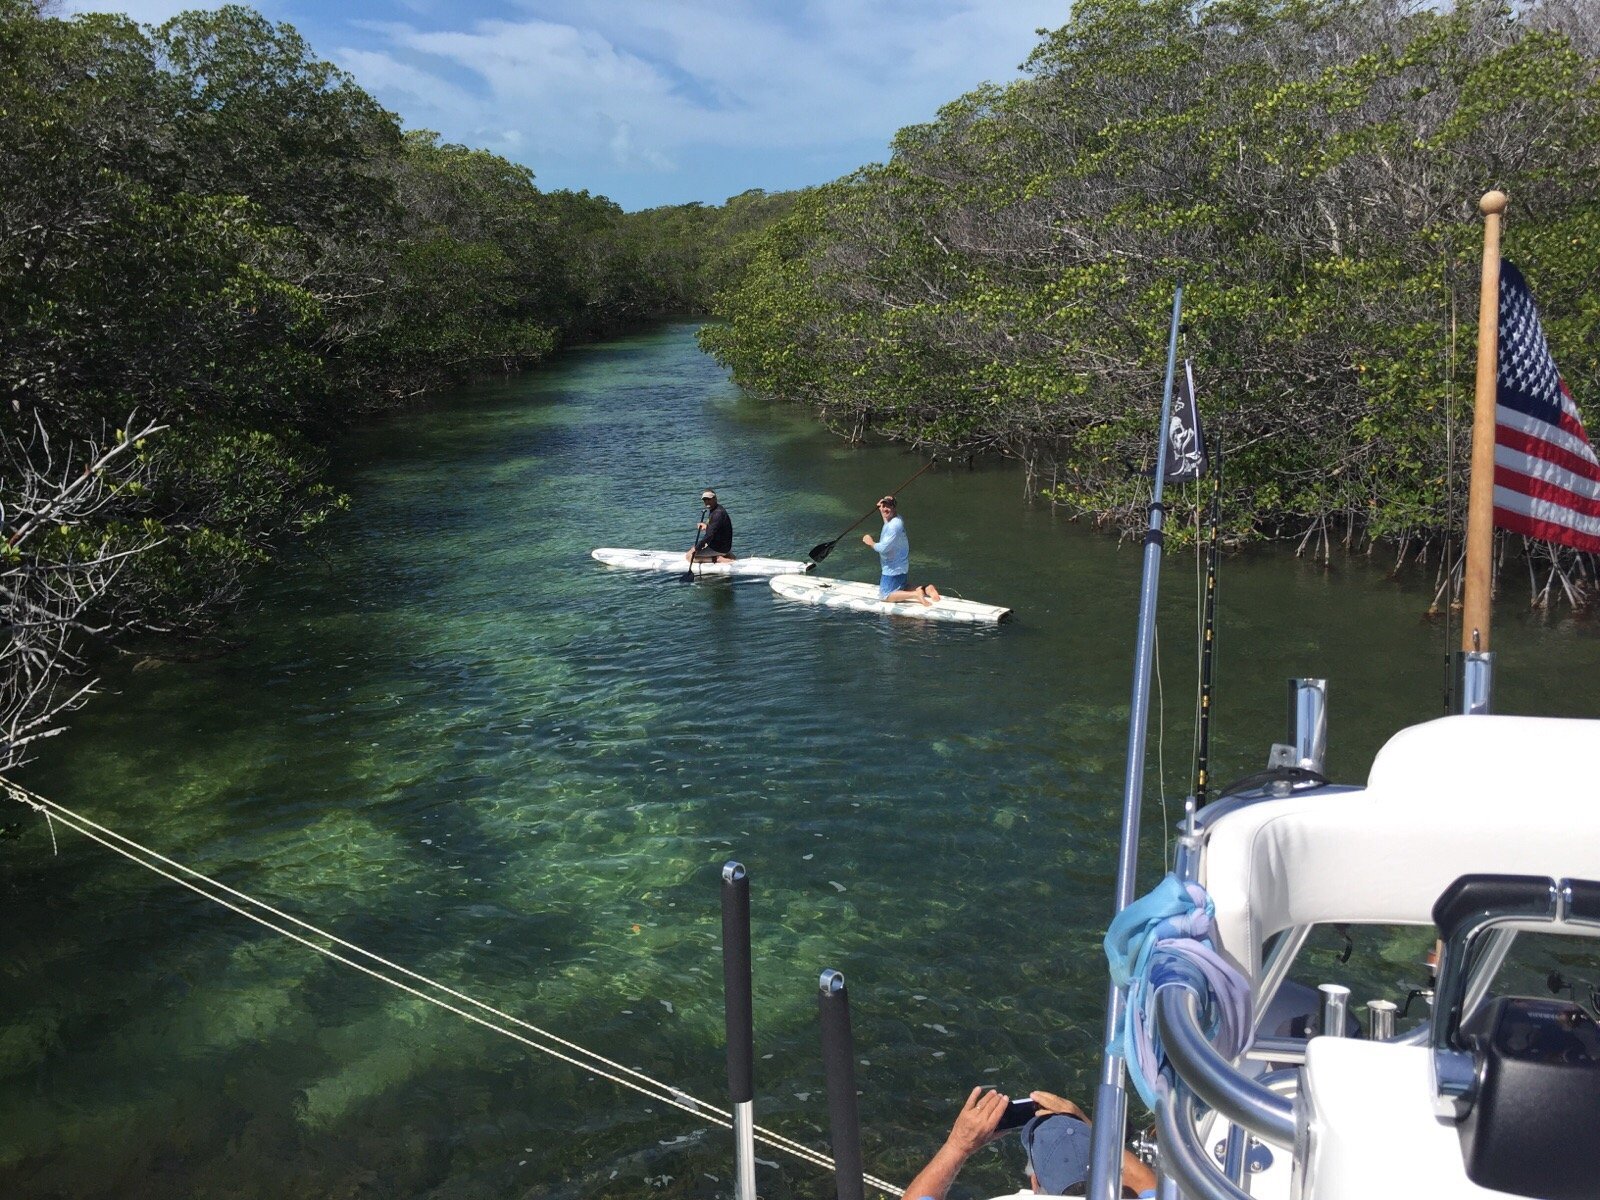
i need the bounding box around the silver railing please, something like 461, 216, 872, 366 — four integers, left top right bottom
1138, 684, 1327, 1197
1154, 988, 1296, 1146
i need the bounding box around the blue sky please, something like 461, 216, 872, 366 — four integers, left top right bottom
66, 0, 1070, 211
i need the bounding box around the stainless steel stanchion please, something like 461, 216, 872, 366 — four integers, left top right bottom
722, 862, 756, 1200
818, 969, 865, 1200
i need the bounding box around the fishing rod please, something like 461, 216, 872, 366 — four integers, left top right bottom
1087, 282, 1185, 1200
805, 460, 936, 564
1193, 434, 1223, 807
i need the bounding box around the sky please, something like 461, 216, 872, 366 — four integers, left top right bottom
64, 0, 1071, 211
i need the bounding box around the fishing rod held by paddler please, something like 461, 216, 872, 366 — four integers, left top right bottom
806, 459, 936, 564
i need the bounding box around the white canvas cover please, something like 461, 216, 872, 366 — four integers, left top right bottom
1200, 715, 1600, 977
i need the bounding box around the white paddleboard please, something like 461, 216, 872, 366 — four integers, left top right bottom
591, 548, 813, 578
769, 575, 1011, 623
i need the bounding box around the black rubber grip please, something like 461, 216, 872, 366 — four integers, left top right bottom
1565, 878, 1600, 923
1433, 874, 1556, 940
819, 972, 865, 1200
721, 864, 754, 1104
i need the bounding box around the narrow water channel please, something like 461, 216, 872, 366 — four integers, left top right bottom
4, 324, 1598, 1199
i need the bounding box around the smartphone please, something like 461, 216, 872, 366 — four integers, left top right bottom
994, 1096, 1038, 1131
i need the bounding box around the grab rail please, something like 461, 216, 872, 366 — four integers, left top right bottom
1153, 986, 1296, 1147
1154, 1089, 1252, 1200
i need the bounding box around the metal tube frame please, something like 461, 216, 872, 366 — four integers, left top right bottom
1246, 925, 1312, 1043
1154, 987, 1296, 1147
733, 1101, 756, 1200
1155, 1089, 1254, 1200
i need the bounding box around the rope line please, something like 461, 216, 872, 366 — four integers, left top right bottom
0, 777, 899, 1196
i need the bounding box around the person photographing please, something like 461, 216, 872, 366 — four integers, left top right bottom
863, 495, 940, 605
685, 489, 735, 563
901, 1088, 1158, 1199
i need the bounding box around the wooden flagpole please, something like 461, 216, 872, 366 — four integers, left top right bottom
1461, 190, 1508, 655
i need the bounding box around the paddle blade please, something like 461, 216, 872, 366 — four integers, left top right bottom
807, 539, 836, 564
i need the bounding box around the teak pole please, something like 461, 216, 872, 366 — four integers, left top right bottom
1461, 190, 1508, 653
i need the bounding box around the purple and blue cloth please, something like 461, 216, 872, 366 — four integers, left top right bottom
1104, 874, 1253, 1110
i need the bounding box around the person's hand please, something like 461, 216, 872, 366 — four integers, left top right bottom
943, 1086, 1008, 1158
1030, 1091, 1088, 1122
698, 522, 708, 532
862, 534, 875, 547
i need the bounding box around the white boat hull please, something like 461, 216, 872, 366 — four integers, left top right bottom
769, 575, 1011, 623
591, 548, 812, 577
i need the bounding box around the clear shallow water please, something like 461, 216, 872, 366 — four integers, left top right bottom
3, 323, 1599, 1199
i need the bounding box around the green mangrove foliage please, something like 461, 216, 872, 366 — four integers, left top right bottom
0, 1, 787, 766
703, 0, 1600, 575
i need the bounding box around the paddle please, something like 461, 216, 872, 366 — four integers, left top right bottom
806, 460, 936, 565
679, 503, 711, 582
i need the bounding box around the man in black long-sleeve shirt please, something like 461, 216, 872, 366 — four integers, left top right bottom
685, 489, 735, 562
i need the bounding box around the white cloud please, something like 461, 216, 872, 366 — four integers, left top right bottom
61, 0, 1071, 206
335, 46, 479, 121
339, 2, 1063, 173
608, 121, 675, 172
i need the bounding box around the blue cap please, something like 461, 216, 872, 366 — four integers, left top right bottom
1020, 1113, 1092, 1194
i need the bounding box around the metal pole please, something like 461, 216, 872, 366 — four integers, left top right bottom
1288, 678, 1328, 774
1318, 984, 1351, 1038
721, 862, 756, 1200
1456, 649, 1494, 715
1088, 283, 1186, 1200
1367, 999, 1398, 1041
819, 969, 865, 1200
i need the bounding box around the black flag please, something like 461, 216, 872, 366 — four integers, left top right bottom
1164, 359, 1208, 483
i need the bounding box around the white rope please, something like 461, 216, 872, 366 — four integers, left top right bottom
0, 777, 899, 1196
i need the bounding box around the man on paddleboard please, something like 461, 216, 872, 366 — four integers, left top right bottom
686, 489, 735, 562
863, 495, 941, 605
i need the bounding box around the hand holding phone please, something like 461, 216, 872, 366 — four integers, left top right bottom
993, 1096, 1039, 1132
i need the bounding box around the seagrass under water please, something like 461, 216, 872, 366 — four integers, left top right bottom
3, 324, 1598, 1200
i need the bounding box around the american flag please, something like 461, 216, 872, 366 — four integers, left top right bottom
1493, 260, 1600, 553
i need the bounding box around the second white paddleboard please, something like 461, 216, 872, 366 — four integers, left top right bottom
769, 576, 1011, 623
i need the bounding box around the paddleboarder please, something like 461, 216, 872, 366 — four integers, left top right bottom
863, 495, 941, 605
686, 489, 735, 563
